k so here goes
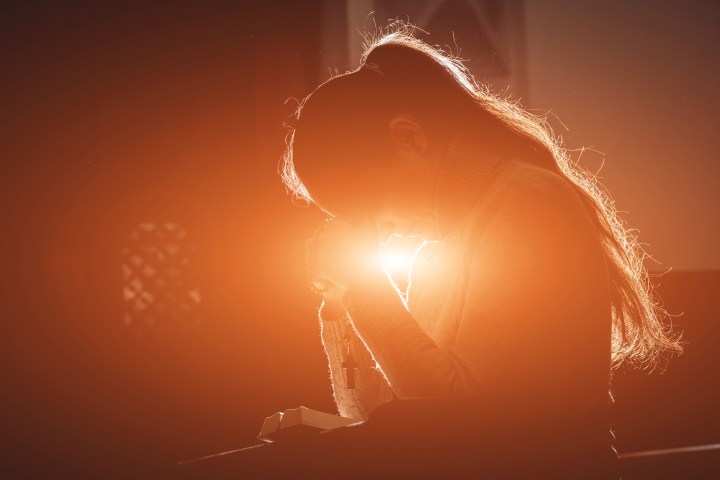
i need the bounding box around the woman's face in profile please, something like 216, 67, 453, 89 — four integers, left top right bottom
317, 196, 437, 245
371, 194, 438, 244
315, 161, 439, 245
311, 116, 443, 244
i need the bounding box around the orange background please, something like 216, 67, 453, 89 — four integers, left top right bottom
1, 1, 717, 478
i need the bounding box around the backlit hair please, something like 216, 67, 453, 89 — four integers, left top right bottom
280, 22, 682, 369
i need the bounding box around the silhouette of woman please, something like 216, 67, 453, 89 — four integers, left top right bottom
280, 24, 681, 479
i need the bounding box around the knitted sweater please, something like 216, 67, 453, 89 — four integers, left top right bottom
318, 131, 613, 428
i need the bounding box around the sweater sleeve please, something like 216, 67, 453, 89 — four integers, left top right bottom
340, 275, 474, 398
339, 172, 611, 400
318, 300, 396, 421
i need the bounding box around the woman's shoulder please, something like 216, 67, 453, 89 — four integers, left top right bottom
463, 156, 609, 295
462, 156, 603, 265
483, 157, 593, 225
493, 157, 578, 201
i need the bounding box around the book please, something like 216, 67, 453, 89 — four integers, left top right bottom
257, 406, 361, 443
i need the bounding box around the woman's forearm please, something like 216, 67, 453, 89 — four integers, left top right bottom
318, 300, 396, 421
341, 274, 477, 399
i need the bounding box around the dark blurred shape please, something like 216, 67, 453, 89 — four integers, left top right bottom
620, 443, 720, 480
613, 271, 720, 452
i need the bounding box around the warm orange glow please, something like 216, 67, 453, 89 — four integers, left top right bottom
380, 249, 414, 272
378, 236, 425, 288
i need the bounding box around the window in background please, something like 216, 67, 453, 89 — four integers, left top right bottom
122, 222, 202, 335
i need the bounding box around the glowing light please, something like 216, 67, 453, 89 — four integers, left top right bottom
380, 250, 415, 272
379, 236, 425, 281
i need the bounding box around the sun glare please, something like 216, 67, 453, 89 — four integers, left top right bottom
380, 250, 415, 272
379, 236, 425, 279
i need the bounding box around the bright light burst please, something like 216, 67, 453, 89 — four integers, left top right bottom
379, 236, 424, 278
380, 250, 415, 272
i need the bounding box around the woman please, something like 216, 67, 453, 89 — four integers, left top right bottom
280, 25, 681, 478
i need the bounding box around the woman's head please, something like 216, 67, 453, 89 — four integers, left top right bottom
287, 66, 443, 237
285, 55, 443, 235
280, 23, 682, 368
283, 29, 543, 238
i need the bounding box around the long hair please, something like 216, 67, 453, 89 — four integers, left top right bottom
280, 22, 682, 369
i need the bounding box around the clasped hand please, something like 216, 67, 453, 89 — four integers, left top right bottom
306, 217, 383, 299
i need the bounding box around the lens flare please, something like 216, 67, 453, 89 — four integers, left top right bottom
378, 236, 425, 285
380, 250, 415, 272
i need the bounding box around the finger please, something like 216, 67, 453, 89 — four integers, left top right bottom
311, 277, 328, 293
324, 281, 347, 301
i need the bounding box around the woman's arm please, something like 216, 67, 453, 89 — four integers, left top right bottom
340, 274, 472, 398
318, 300, 396, 421
339, 173, 611, 400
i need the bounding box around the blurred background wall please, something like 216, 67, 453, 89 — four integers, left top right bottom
1, 1, 717, 478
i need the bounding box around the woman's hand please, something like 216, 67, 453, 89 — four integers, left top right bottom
306, 217, 382, 293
